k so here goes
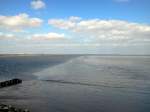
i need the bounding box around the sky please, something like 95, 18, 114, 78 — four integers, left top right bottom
0, 0, 150, 54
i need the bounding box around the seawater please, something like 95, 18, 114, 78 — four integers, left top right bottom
0, 55, 150, 112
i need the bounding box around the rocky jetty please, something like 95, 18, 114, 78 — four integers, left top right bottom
0, 79, 22, 88
0, 104, 29, 112
0, 79, 30, 112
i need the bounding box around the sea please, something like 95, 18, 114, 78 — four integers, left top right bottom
0, 55, 150, 112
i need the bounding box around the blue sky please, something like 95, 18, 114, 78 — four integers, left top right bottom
0, 0, 150, 54
0, 0, 150, 23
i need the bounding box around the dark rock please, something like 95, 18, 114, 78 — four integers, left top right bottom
0, 78, 22, 88
0, 104, 30, 112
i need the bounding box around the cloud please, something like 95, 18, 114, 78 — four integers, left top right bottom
1, 16, 150, 54
0, 32, 16, 40
0, 13, 43, 32
31, 32, 65, 40
48, 16, 81, 30
31, 0, 46, 10
48, 17, 150, 45
0, 32, 66, 41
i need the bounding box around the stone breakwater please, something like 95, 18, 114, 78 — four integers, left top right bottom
0, 79, 30, 112
0, 79, 22, 88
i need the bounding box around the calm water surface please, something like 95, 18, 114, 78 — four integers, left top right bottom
0, 55, 150, 112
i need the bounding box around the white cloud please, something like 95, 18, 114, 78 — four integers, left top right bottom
1, 16, 150, 54
48, 17, 150, 45
0, 32, 16, 40
0, 13, 43, 32
48, 16, 81, 30
31, 0, 46, 10
49, 19, 74, 30
31, 32, 65, 40
0, 32, 66, 41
